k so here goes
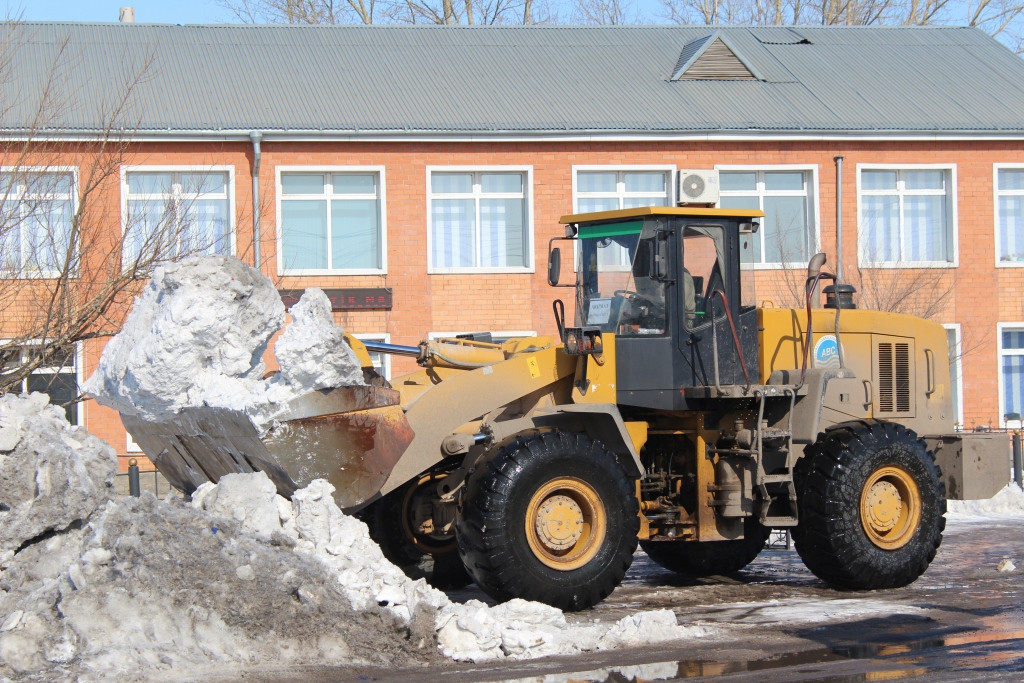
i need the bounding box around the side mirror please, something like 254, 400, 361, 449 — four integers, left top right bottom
652, 230, 670, 280
548, 247, 561, 286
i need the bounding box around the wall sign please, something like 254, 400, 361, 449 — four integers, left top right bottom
278, 288, 392, 311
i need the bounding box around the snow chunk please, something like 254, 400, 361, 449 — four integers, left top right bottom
997, 558, 1016, 572
84, 256, 365, 434
276, 288, 364, 390
83, 255, 285, 422
947, 483, 1024, 518
0, 393, 116, 557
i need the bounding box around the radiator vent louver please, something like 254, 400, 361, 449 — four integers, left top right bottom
876, 339, 913, 415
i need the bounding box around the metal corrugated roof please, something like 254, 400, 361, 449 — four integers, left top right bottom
2, 22, 1024, 138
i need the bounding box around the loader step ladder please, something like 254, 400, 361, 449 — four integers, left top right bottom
754, 388, 799, 528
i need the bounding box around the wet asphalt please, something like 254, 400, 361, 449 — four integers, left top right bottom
239, 517, 1024, 682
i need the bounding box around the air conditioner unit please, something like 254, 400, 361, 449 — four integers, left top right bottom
676, 170, 720, 205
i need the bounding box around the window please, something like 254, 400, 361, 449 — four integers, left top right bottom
428, 169, 531, 272
718, 168, 816, 266
996, 166, 1024, 265
353, 333, 391, 381
0, 170, 75, 276
943, 324, 963, 428
858, 167, 955, 266
123, 169, 232, 264
574, 168, 672, 268
0, 343, 79, 424
279, 169, 384, 273
1000, 324, 1024, 427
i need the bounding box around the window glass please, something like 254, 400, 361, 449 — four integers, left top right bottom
333, 174, 375, 195
720, 170, 814, 266
280, 170, 383, 272
720, 172, 756, 192
124, 170, 231, 265
0, 170, 76, 275
862, 170, 897, 190
997, 168, 1024, 263
432, 173, 473, 194
859, 168, 953, 265
281, 200, 328, 270
430, 171, 528, 270
481, 173, 522, 194
624, 172, 666, 193
578, 172, 617, 194
3, 344, 78, 424
281, 174, 325, 195
998, 169, 1024, 191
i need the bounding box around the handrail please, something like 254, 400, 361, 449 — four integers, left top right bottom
708, 288, 751, 392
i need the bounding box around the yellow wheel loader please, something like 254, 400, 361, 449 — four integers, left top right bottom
123, 206, 1010, 611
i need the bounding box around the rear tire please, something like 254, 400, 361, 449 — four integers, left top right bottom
456, 431, 639, 611
793, 420, 945, 590
359, 474, 471, 590
640, 519, 771, 576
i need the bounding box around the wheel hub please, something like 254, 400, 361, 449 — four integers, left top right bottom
525, 477, 607, 571
865, 480, 902, 532
859, 465, 922, 550
535, 494, 584, 550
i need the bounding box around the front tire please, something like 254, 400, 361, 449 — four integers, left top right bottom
793, 420, 945, 590
640, 518, 771, 577
456, 431, 639, 611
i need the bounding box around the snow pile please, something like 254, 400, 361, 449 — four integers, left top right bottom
0, 397, 703, 678
191, 474, 705, 663
947, 483, 1024, 518
83, 255, 364, 432
0, 392, 116, 561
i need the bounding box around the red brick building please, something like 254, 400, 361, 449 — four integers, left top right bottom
2, 23, 1024, 467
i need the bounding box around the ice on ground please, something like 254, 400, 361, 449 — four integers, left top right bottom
83, 256, 364, 433
947, 483, 1024, 518
997, 559, 1016, 572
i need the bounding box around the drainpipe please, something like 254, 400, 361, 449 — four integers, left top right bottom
834, 155, 843, 283
250, 131, 263, 269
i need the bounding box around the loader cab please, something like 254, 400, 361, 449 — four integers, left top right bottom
555, 207, 764, 410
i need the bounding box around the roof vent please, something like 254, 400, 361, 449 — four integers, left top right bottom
119, 7, 135, 23
672, 32, 760, 81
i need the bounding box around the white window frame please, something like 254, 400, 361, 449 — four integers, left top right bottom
716, 164, 820, 270
426, 166, 534, 274
572, 165, 676, 211
0, 339, 82, 424
0, 165, 79, 278
121, 165, 237, 259
942, 323, 964, 429
856, 163, 958, 269
994, 164, 1024, 267
353, 333, 392, 381
275, 166, 386, 276
997, 322, 1024, 428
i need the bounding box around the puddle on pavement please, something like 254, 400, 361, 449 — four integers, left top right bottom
494, 613, 1024, 683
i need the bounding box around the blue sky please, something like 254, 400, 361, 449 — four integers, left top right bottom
2, 1, 234, 24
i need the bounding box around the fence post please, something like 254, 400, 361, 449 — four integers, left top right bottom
1014, 432, 1023, 490
128, 458, 141, 498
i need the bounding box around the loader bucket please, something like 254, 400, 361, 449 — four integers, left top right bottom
120, 385, 414, 509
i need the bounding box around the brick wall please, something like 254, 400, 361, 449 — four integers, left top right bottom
26, 137, 1024, 464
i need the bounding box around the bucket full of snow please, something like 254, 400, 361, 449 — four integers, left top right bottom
122, 384, 414, 509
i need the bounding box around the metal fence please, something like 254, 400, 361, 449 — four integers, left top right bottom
114, 468, 180, 499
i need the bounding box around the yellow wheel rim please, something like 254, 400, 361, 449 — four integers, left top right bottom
525, 477, 606, 571
859, 466, 921, 550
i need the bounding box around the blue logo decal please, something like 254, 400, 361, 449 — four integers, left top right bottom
814, 335, 841, 369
